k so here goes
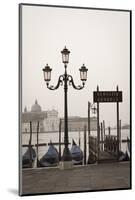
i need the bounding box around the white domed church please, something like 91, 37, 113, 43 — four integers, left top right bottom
22, 100, 59, 133
31, 99, 42, 112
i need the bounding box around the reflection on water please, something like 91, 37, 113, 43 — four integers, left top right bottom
22, 129, 130, 160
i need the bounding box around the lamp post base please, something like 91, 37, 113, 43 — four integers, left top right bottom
59, 161, 73, 170
59, 147, 73, 169
62, 147, 72, 161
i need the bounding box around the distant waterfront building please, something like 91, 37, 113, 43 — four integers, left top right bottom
22, 100, 59, 133
61, 116, 97, 132
22, 100, 97, 133
43, 109, 59, 132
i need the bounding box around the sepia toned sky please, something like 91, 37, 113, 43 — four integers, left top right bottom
22, 5, 130, 126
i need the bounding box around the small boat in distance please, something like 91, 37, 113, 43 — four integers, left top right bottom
22, 146, 36, 168
70, 139, 83, 165
39, 141, 59, 167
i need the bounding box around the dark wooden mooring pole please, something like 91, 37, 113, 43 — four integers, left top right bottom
108, 126, 111, 136
103, 120, 105, 137
78, 128, 81, 147
101, 122, 103, 151
116, 86, 120, 159
99, 125, 100, 151
88, 102, 90, 160
84, 125, 87, 165
119, 120, 121, 152
36, 121, 39, 167
103, 120, 105, 150
59, 119, 62, 161
108, 126, 111, 151
29, 121, 32, 167
97, 86, 100, 162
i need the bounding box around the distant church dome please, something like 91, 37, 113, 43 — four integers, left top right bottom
31, 100, 42, 112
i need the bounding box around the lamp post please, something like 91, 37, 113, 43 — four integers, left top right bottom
42, 46, 88, 169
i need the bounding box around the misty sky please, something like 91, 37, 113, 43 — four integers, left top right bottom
22, 5, 130, 127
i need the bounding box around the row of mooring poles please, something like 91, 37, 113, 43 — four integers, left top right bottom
35, 119, 121, 167
55, 115, 121, 166
34, 117, 121, 167
98, 120, 122, 153
28, 118, 117, 167
96, 85, 122, 161
99, 120, 106, 152
83, 120, 122, 165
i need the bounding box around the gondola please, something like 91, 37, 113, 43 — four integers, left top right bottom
22, 146, 36, 168
119, 150, 129, 161
70, 139, 83, 165
119, 138, 130, 162
38, 142, 59, 167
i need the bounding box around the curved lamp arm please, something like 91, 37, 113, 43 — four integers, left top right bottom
68, 75, 85, 90
46, 75, 64, 90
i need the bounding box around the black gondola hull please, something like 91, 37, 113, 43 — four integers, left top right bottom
71, 141, 83, 165
22, 147, 36, 168
39, 144, 59, 167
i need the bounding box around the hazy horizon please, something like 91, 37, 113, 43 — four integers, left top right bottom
22, 5, 130, 127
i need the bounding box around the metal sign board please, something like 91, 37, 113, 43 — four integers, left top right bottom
93, 91, 122, 103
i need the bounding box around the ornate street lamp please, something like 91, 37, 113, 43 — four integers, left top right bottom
79, 64, 88, 84
42, 64, 52, 84
42, 47, 88, 169
61, 46, 70, 64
